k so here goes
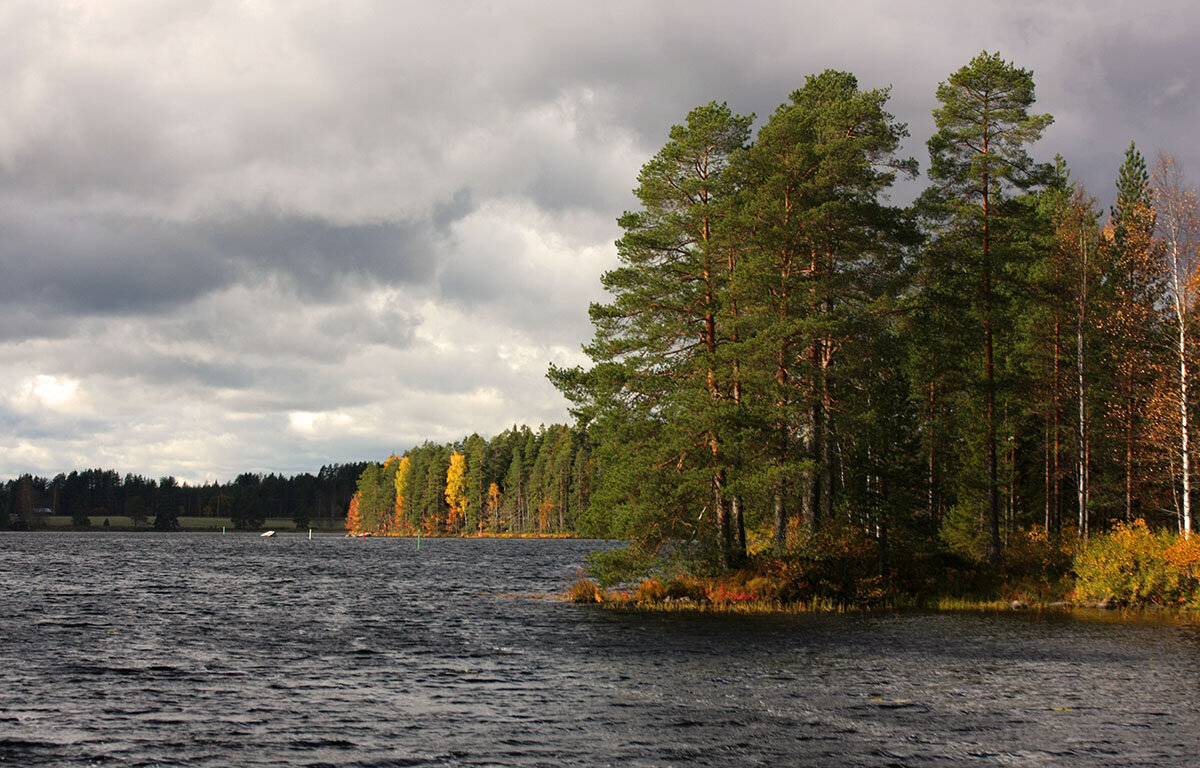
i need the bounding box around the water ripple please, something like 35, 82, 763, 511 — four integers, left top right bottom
2, 532, 1200, 766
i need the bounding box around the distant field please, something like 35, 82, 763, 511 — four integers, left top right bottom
43, 516, 342, 531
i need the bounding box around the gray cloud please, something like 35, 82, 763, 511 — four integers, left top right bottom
206, 213, 439, 298
3, 0, 1200, 482
0, 209, 226, 316
0, 207, 442, 332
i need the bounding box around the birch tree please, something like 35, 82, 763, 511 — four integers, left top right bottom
1152, 154, 1200, 536
445, 450, 468, 533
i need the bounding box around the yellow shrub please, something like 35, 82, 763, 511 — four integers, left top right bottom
1073, 520, 1197, 606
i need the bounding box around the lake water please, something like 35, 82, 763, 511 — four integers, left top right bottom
1, 532, 1198, 766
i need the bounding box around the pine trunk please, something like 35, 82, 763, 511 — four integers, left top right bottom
983, 182, 1002, 567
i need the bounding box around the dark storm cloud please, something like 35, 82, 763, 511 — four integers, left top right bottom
0, 400, 113, 443
131, 354, 256, 392
205, 213, 439, 300
217, 369, 376, 412
0, 305, 76, 343
0, 207, 442, 327
1039, 24, 1200, 198
431, 188, 474, 232
316, 301, 419, 350
0, 209, 226, 316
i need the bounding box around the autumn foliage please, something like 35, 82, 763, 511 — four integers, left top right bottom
1074, 520, 1200, 606
347, 424, 591, 537
345, 492, 363, 534
444, 451, 467, 532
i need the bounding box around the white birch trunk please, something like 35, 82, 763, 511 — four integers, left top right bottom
1154, 154, 1198, 538
1077, 229, 1088, 538
1077, 323, 1086, 536
1170, 227, 1192, 538
1177, 288, 1191, 537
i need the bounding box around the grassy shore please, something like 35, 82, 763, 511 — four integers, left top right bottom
563, 576, 1200, 620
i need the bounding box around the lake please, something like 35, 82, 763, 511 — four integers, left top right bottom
1, 532, 1198, 766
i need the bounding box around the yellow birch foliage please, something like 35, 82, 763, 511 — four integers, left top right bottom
445, 451, 467, 533
1074, 519, 1200, 605
380, 454, 401, 535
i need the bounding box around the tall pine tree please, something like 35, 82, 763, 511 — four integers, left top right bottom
922, 51, 1053, 565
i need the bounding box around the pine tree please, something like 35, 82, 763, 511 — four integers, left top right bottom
922, 51, 1053, 565
552, 102, 753, 566
732, 70, 916, 548
464, 434, 487, 534
502, 448, 523, 533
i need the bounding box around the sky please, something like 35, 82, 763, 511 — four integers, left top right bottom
2, 0, 1198, 484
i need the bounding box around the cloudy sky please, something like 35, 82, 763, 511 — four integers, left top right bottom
2, 1, 1197, 483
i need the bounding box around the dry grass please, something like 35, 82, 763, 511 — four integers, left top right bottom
566, 573, 604, 603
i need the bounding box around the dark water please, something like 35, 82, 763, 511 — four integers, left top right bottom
1, 533, 1199, 767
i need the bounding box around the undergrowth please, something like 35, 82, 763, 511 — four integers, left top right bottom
1074, 520, 1200, 607
569, 523, 1087, 613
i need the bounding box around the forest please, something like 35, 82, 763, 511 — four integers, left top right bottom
345, 424, 591, 536
541, 51, 1200, 603
337, 51, 1200, 607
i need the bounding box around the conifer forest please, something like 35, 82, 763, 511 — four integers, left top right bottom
352, 52, 1200, 599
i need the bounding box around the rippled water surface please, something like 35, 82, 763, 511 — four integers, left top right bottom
2, 532, 1199, 766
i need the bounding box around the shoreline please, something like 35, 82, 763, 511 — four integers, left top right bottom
6, 522, 582, 539
563, 591, 1200, 621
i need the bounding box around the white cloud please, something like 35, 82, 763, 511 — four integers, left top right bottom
27, 374, 79, 408
288, 410, 351, 435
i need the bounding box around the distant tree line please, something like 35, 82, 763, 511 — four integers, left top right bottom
346, 424, 592, 536
0, 464, 366, 531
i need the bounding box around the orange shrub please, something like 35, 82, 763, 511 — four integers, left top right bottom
1165, 535, 1200, 581
567, 572, 603, 603
634, 578, 668, 603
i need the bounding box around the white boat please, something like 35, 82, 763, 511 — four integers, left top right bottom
260, 530, 276, 537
